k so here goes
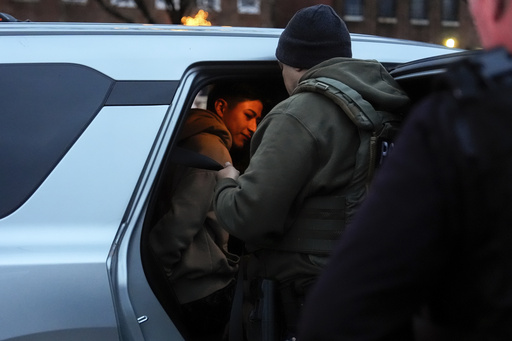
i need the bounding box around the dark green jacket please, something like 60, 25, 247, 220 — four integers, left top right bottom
214, 58, 409, 288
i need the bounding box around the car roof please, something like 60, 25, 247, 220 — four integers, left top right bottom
0, 22, 456, 53
0, 21, 284, 37
0, 22, 462, 80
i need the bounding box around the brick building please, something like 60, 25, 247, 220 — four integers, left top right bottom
1, 0, 478, 49
333, 0, 478, 49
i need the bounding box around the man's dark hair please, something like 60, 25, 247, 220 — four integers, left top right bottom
206, 81, 262, 112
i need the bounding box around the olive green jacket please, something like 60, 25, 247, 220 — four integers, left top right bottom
214, 58, 409, 288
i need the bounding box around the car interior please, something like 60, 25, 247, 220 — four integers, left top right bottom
139, 61, 288, 339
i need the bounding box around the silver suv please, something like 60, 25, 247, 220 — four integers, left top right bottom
1, 22, 463, 341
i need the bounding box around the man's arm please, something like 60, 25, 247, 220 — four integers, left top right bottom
213, 113, 317, 244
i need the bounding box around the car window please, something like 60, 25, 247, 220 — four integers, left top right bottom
0, 63, 178, 218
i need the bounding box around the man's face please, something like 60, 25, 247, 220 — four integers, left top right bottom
467, 0, 492, 48
218, 99, 263, 149
467, 0, 509, 49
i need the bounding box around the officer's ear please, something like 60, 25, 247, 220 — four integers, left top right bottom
494, 0, 507, 20
214, 99, 228, 118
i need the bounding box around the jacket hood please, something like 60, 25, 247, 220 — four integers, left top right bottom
301, 57, 410, 113
179, 108, 232, 149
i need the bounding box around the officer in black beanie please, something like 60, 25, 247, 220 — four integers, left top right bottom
214, 5, 409, 341
276, 4, 352, 69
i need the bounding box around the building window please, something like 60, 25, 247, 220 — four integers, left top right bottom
111, 0, 136, 8
238, 0, 260, 14
442, 0, 460, 26
410, 0, 429, 25
344, 0, 363, 22
378, 0, 397, 23
156, 0, 180, 11
197, 0, 221, 12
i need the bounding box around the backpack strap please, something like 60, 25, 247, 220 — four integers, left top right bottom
294, 77, 397, 131
294, 77, 402, 182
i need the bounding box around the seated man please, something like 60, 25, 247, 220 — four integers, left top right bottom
149, 82, 264, 340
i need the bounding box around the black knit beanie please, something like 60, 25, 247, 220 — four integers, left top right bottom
276, 4, 352, 69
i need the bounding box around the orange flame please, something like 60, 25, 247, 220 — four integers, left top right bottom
181, 10, 212, 26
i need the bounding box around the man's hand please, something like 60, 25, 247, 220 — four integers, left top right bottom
217, 162, 240, 181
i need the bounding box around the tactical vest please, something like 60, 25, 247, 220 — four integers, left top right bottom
263, 76, 405, 255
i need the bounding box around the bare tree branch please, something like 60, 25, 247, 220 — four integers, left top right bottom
133, 0, 156, 23
164, 0, 191, 24
94, 0, 136, 23
95, 0, 193, 24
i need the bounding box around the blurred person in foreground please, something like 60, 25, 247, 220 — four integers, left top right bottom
213, 4, 409, 340
299, 0, 512, 340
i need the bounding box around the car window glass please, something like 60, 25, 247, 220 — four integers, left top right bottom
0, 63, 113, 218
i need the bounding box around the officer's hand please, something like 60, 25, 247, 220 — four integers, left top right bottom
217, 162, 240, 181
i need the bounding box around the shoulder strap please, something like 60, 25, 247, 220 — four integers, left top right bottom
294, 77, 398, 132
294, 76, 403, 184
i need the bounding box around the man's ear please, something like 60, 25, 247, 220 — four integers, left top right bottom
214, 99, 228, 117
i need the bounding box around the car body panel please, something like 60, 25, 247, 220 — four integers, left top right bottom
0, 106, 167, 340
